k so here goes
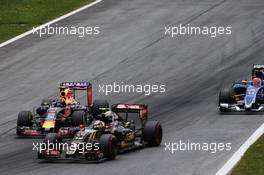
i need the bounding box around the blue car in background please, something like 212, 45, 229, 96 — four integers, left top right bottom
219, 64, 264, 112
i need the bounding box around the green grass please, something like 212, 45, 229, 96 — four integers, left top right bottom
231, 134, 264, 175
0, 0, 94, 43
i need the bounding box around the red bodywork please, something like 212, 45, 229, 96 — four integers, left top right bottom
17, 81, 92, 137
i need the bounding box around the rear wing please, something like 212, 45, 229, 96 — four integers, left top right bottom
111, 104, 148, 120
60, 81, 92, 107
253, 64, 264, 69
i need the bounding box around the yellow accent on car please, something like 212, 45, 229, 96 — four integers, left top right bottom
241, 80, 247, 85
42, 121, 55, 129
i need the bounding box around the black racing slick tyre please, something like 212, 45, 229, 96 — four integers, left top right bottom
92, 99, 109, 117
37, 151, 44, 159
71, 111, 87, 126
100, 134, 117, 160
219, 87, 235, 104
38, 133, 61, 159
44, 133, 62, 144
44, 133, 62, 151
219, 87, 235, 112
143, 121, 163, 146
17, 111, 33, 127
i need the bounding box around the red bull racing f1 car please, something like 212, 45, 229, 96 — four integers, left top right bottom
16, 81, 109, 137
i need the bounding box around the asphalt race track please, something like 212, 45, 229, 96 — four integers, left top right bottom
1, 0, 264, 174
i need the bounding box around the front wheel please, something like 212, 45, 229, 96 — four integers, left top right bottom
17, 111, 33, 135
44, 133, 62, 144
17, 111, 33, 127
219, 87, 235, 104
100, 134, 117, 160
42, 133, 62, 155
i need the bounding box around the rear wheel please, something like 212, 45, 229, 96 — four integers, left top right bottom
143, 121, 162, 146
92, 99, 109, 117
100, 134, 117, 160
71, 111, 87, 126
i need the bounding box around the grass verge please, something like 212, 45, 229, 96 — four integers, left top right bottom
231, 134, 264, 175
0, 0, 94, 43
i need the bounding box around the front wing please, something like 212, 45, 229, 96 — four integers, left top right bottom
219, 103, 264, 112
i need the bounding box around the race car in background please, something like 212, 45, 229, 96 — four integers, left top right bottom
37, 103, 163, 161
16, 81, 109, 137
219, 64, 264, 112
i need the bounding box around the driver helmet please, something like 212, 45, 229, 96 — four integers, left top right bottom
102, 111, 114, 124
253, 77, 261, 86
93, 120, 105, 129
60, 87, 72, 98
61, 88, 75, 105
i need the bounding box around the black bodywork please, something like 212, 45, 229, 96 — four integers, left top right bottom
37, 104, 163, 162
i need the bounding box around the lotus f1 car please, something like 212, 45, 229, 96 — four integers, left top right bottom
37, 104, 162, 161
17, 81, 109, 137
219, 64, 264, 112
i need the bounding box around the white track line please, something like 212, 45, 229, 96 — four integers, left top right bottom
215, 122, 264, 175
0, 0, 102, 48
